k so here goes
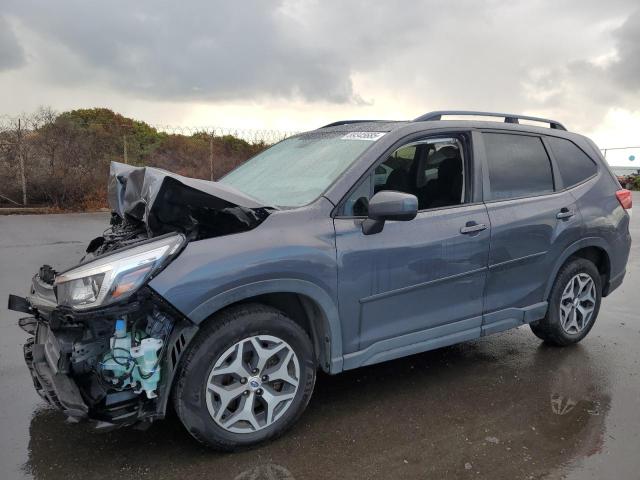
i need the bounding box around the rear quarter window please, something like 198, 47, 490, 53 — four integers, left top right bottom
546, 136, 598, 188
483, 133, 554, 201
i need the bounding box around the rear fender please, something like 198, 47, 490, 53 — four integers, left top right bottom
543, 237, 611, 299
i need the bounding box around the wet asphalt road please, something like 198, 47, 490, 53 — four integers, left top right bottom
1, 204, 639, 480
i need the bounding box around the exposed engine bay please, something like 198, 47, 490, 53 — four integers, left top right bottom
85, 161, 272, 259
9, 161, 271, 427
17, 288, 193, 426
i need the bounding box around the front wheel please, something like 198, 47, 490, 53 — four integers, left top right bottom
530, 258, 602, 346
173, 304, 316, 450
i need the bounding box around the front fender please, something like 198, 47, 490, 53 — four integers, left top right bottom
148, 197, 344, 372
186, 278, 343, 372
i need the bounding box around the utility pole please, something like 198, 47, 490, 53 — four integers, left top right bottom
17, 118, 27, 205
123, 134, 128, 164
209, 134, 214, 181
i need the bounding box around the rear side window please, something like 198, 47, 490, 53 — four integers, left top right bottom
546, 136, 597, 188
484, 133, 554, 201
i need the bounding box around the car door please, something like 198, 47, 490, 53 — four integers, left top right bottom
479, 131, 583, 334
334, 134, 491, 369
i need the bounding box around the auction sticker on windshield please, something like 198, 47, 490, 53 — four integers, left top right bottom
341, 132, 386, 141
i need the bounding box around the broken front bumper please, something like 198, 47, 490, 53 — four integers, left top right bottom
24, 322, 89, 420
10, 277, 197, 429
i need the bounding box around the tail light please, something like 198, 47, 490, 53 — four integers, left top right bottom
616, 189, 632, 210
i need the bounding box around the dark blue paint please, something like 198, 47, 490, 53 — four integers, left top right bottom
149, 120, 631, 374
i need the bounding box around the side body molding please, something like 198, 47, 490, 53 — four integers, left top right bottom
187, 279, 344, 373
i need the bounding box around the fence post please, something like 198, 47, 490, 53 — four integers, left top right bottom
17, 118, 27, 205
209, 133, 214, 181
123, 134, 128, 164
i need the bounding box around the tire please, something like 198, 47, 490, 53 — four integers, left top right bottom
530, 258, 602, 346
173, 303, 316, 451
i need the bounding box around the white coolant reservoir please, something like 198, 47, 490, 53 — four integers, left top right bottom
131, 337, 163, 398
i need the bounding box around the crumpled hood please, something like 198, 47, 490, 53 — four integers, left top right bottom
107, 161, 270, 239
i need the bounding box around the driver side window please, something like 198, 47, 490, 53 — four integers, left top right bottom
342, 137, 465, 216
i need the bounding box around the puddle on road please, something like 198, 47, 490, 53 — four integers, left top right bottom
22, 332, 612, 480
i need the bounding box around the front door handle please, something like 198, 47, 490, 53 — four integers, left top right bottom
556, 208, 575, 219
460, 222, 487, 234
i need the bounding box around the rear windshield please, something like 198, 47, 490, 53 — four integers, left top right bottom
220, 131, 383, 207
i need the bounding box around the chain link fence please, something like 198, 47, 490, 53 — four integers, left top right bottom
1, 109, 639, 209
151, 124, 297, 144
0, 111, 298, 209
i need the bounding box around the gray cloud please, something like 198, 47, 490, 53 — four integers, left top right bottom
2, 0, 640, 131
4, 0, 358, 103
0, 16, 26, 71
611, 9, 640, 92
519, 7, 640, 130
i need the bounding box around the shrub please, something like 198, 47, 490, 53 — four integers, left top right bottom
0, 108, 271, 209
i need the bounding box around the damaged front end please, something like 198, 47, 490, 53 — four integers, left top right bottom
106, 161, 270, 244
9, 234, 196, 428
12, 288, 196, 428
8, 162, 272, 429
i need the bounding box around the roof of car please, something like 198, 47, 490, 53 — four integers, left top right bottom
313, 119, 580, 140
316, 111, 573, 137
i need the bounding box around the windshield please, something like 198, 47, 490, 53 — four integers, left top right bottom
219, 131, 384, 207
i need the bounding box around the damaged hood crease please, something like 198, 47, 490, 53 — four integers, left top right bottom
107, 162, 271, 241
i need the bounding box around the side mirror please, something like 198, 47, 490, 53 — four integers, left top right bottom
362, 191, 418, 235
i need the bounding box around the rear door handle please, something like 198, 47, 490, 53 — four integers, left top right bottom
556, 208, 575, 219
460, 222, 487, 234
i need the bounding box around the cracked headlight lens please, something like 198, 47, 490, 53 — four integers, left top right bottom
54, 234, 184, 310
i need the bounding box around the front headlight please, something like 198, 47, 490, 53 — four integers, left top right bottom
54, 234, 185, 310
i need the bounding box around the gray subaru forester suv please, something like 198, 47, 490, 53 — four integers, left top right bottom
9, 111, 631, 450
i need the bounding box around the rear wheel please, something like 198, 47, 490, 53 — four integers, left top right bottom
173, 304, 316, 450
530, 258, 602, 346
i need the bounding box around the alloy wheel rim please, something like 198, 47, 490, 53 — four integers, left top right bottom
205, 335, 300, 433
559, 273, 596, 335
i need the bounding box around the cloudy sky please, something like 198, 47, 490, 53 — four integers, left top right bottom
1, 0, 639, 162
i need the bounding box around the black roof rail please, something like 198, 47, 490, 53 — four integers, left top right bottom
413, 110, 567, 131
321, 119, 389, 128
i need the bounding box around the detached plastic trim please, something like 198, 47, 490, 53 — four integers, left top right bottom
8, 294, 32, 314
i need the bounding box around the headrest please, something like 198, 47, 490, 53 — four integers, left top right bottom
432, 146, 459, 162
